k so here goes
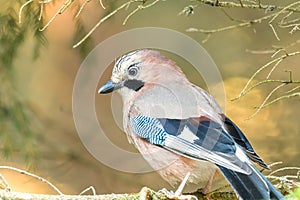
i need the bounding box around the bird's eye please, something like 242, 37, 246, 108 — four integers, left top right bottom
128, 65, 139, 77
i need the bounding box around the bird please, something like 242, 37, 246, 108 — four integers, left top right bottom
98, 49, 284, 200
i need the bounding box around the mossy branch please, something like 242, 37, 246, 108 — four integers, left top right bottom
1, 164, 299, 200
0, 165, 236, 200
0, 188, 169, 200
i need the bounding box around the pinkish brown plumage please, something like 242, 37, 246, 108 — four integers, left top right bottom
99, 49, 283, 200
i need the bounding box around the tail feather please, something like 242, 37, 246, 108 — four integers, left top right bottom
218, 165, 284, 200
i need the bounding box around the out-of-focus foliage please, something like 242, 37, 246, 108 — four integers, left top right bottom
0, 1, 46, 68
0, 1, 44, 163
0, 72, 38, 163
286, 187, 300, 200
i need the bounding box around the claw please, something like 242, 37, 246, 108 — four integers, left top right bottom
159, 172, 198, 200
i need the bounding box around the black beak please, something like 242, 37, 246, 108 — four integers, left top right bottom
98, 80, 121, 94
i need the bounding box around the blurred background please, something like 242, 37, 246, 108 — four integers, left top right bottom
0, 0, 299, 195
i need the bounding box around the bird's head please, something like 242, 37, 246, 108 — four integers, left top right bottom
98, 49, 187, 97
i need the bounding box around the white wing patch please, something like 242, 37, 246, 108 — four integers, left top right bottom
235, 146, 249, 162
178, 126, 198, 143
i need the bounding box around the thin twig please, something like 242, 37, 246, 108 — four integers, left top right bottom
99, 0, 106, 9
268, 162, 284, 168
266, 59, 282, 79
269, 1, 300, 24
280, 11, 294, 25
0, 166, 63, 195
40, 0, 74, 31
269, 167, 300, 177
59, 0, 75, 14
286, 86, 300, 94
73, 0, 135, 48
280, 18, 300, 26
268, 23, 280, 41
261, 92, 300, 108
286, 70, 293, 82
239, 0, 244, 8
38, 2, 44, 21
246, 83, 287, 119
290, 25, 300, 34
202, 34, 211, 43
19, 0, 34, 24
75, 0, 91, 18
187, 2, 300, 41
235, 79, 300, 99
271, 48, 287, 58
282, 175, 300, 180
195, 0, 300, 13
265, 3, 300, 41
122, 6, 142, 25
186, 12, 277, 34
220, 8, 245, 23
79, 186, 96, 195
246, 39, 300, 55
232, 51, 300, 100
246, 49, 278, 55
0, 174, 11, 191
123, 0, 161, 25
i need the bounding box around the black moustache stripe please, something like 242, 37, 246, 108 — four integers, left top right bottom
124, 80, 145, 92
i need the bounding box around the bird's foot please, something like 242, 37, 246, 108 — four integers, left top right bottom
159, 188, 197, 200
159, 172, 197, 200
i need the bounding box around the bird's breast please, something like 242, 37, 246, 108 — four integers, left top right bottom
130, 136, 221, 190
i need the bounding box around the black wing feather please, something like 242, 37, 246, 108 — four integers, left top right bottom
224, 117, 270, 169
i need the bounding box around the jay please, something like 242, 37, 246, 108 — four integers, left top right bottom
98, 49, 284, 200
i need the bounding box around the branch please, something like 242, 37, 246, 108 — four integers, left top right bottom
230, 48, 300, 118
195, 0, 300, 13
246, 83, 286, 119
0, 166, 239, 200
18, 0, 300, 47
261, 92, 300, 108
1, 164, 298, 199
232, 51, 300, 100
39, 0, 75, 31
73, 0, 163, 48
0, 166, 63, 195
122, 0, 161, 25
186, 1, 300, 42
18, 0, 33, 23
186, 12, 277, 42
0, 187, 169, 200
72, 0, 133, 48
234, 79, 300, 100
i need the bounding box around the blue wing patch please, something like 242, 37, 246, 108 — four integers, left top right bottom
130, 115, 167, 145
